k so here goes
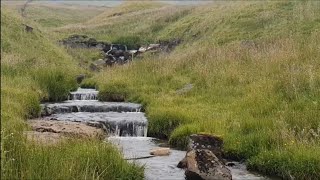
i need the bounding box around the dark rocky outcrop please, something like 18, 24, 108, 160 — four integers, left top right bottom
76, 74, 86, 84
60, 35, 182, 67
24, 24, 33, 32
105, 46, 132, 66
178, 134, 232, 180
158, 39, 182, 52
60, 35, 133, 66
60, 34, 109, 49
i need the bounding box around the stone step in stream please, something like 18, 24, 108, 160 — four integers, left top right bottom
43, 112, 148, 137
39, 88, 274, 180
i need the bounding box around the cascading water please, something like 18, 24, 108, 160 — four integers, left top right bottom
40, 87, 273, 180
41, 88, 148, 137
44, 112, 148, 136
68, 88, 98, 100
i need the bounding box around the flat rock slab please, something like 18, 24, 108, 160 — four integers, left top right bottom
42, 112, 148, 137
27, 119, 106, 144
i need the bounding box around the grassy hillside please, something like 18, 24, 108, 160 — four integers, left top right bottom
3, 1, 319, 179
1, 8, 143, 180
4, 1, 106, 28
67, 1, 320, 179
54, 2, 193, 48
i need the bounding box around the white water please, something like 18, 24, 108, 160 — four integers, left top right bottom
68, 88, 98, 100
40, 88, 273, 180
42, 88, 148, 137
108, 137, 272, 180
109, 137, 186, 180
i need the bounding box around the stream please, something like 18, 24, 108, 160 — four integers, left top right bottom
40, 88, 272, 180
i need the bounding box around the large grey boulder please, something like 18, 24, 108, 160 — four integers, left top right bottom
188, 134, 224, 160
184, 149, 232, 180
178, 134, 232, 180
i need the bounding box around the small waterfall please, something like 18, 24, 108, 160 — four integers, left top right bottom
101, 119, 148, 137
100, 121, 147, 137
40, 88, 270, 180
68, 88, 98, 100
42, 88, 148, 137
41, 102, 144, 114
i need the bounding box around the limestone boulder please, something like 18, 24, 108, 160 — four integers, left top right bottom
178, 134, 232, 180
184, 149, 232, 180
150, 148, 170, 156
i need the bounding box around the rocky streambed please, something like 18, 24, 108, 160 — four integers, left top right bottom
60, 35, 182, 69
30, 88, 273, 180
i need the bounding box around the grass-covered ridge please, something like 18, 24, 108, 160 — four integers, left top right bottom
76, 1, 320, 179
4, 1, 106, 28
55, 2, 193, 48
1, 8, 143, 180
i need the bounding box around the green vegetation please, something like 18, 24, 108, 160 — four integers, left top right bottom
54, 2, 192, 48
2, 1, 320, 179
66, 47, 103, 70
1, 8, 143, 180
4, 2, 105, 28
74, 1, 319, 179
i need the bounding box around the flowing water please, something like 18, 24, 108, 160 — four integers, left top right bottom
68, 88, 99, 100
40, 88, 272, 180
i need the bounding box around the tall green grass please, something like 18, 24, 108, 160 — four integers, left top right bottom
1, 8, 143, 180
2, 137, 143, 180
77, 1, 320, 179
